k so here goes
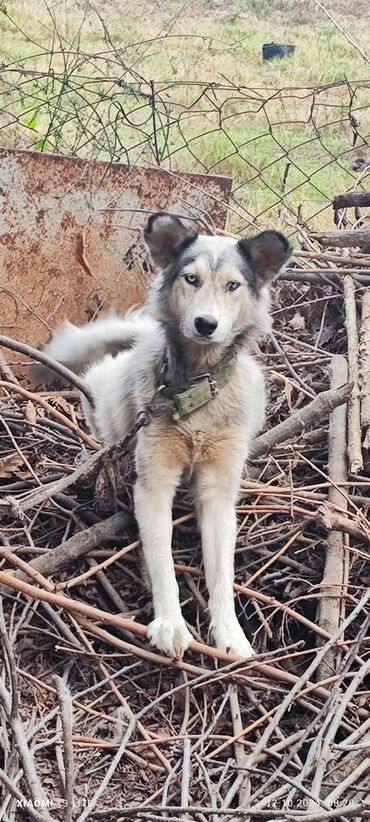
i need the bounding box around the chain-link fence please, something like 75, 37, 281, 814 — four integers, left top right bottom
1, 4, 370, 236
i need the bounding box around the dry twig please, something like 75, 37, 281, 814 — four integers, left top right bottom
317, 356, 349, 681
343, 277, 363, 473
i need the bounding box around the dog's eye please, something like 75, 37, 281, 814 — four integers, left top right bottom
184, 273, 200, 287
226, 280, 241, 292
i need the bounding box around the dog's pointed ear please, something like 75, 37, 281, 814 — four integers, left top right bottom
238, 230, 292, 285
144, 212, 198, 269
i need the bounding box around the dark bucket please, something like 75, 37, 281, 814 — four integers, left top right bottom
263, 42, 295, 60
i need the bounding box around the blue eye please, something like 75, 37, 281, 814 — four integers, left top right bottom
184, 273, 200, 287
226, 281, 241, 292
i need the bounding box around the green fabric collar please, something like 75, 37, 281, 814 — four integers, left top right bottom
159, 354, 236, 420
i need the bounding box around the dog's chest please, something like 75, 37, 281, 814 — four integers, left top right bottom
187, 428, 221, 463
177, 384, 247, 464
145, 359, 262, 471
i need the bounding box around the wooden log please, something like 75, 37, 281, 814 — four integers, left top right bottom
311, 230, 370, 250
333, 191, 370, 209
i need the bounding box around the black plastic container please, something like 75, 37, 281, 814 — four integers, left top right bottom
263, 42, 295, 60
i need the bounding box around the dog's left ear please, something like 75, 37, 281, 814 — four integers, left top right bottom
144, 212, 198, 269
238, 230, 292, 284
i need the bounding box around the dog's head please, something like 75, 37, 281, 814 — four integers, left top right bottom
144, 213, 291, 349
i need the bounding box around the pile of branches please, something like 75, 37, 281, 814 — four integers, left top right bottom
0, 233, 370, 821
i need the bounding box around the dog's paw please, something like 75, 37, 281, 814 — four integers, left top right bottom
148, 616, 192, 658
212, 620, 254, 659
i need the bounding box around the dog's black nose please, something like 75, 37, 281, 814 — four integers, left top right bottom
194, 316, 218, 337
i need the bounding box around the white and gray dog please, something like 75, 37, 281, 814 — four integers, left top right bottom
41, 213, 291, 658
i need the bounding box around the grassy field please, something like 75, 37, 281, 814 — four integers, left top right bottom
1, 0, 370, 232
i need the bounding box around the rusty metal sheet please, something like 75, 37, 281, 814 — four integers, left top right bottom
0, 149, 231, 353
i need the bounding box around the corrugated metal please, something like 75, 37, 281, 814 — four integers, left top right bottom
0, 149, 231, 350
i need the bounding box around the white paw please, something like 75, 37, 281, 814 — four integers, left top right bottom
148, 616, 192, 658
212, 619, 254, 659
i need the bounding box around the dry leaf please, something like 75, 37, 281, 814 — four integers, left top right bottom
52, 395, 72, 415
0, 452, 27, 478
24, 400, 37, 425
284, 380, 293, 411
289, 311, 305, 330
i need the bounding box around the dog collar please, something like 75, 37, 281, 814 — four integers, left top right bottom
159, 355, 236, 420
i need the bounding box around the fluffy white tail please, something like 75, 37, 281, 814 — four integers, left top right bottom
34, 311, 152, 384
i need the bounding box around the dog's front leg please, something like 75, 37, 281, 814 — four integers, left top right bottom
195, 445, 254, 658
134, 432, 192, 658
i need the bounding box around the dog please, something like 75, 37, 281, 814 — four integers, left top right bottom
40, 213, 291, 658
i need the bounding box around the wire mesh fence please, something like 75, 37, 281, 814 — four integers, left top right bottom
2, 6, 370, 818
1, 4, 370, 237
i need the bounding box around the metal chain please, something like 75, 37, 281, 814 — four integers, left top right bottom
116, 405, 154, 457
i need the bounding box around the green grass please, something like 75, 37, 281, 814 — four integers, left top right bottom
1, 0, 370, 232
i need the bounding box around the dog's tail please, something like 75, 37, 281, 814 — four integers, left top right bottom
34, 311, 152, 385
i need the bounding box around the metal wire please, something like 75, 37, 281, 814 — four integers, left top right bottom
1, 5, 370, 237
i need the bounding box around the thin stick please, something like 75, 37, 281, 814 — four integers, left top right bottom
0, 547, 55, 592
0, 601, 54, 821
174, 563, 359, 649
71, 618, 171, 775
282, 270, 370, 286
0, 334, 95, 406
0, 568, 352, 689
0, 769, 52, 822
295, 249, 370, 267
250, 382, 351, 459
0, 381, 100, 450
224, 591, 370, 803
359, 291, 370, 442
229, 685, 251, 810
7, 443, 113, 514
325, 757, 370, 805
89, 800, 370, 818
76, 715, 137, 822
343, 277, 363, 473
7, 512, 190, 583
216, 228, 370, 267
6, 512, 131, 582
313, 0, 370, 65
180, 737, 192, 819
317, 356, 349, 681
9, 576, 315, 698
0, 349, 18, 383
54, 677, 74, 822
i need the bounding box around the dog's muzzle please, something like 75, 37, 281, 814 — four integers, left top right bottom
194, 315, 218, 337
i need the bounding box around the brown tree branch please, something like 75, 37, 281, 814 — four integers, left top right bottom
317, 356, 349, 681
343, 277, 363, 473
250, 382, 352, 460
